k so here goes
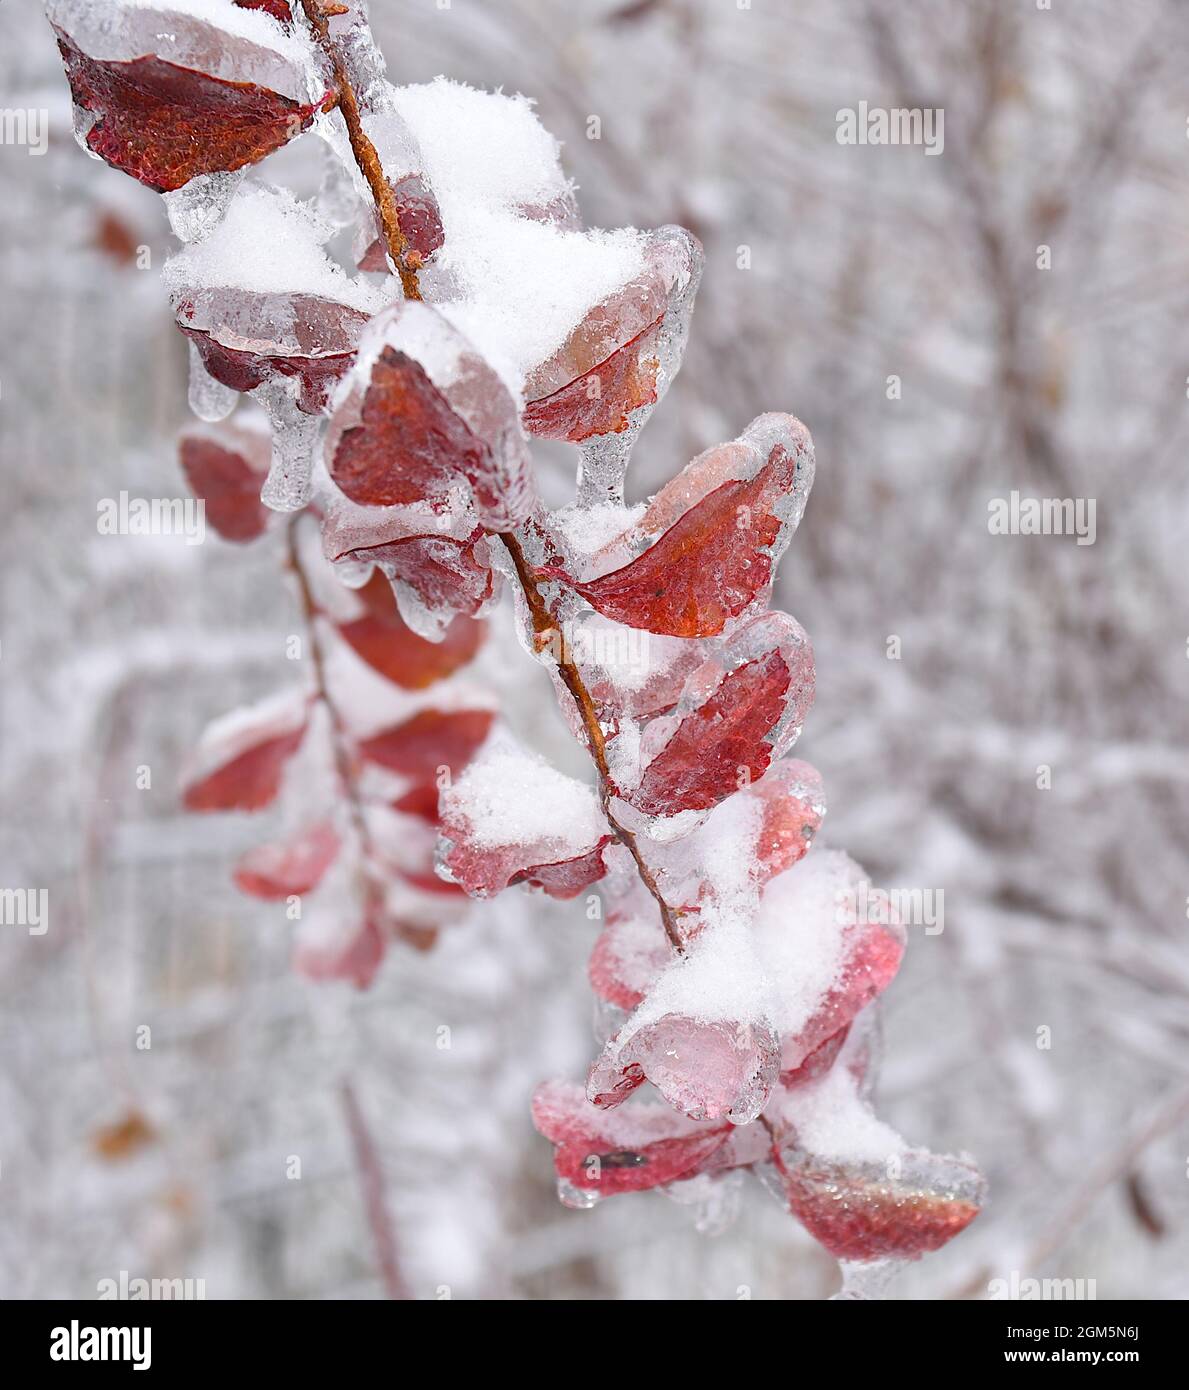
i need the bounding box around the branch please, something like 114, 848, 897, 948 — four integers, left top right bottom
340, 1079, 410, 1299
500, 531, 686, 955
286, 513, 376, 865
298, 0, 423, 301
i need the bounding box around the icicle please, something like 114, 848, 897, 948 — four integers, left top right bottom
389, 570, 450, 642
830, 1258, 903, 1301
259, 383, 321, 513
576, 427, 639, 509
187, 342, 237, 423
557, 1177, 601, 1211
163, 170, 245, 244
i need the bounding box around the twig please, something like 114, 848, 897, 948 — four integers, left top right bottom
302, 1, 684, 953
298, 0, 422, 301
340, 1079, 410, 1299
500, 531, 686, 954
286, 513, 375, 863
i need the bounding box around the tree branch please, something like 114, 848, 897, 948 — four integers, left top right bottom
298, 0, 423, 301
500, 531, 686, 954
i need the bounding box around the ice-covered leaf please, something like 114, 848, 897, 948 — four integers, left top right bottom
358, 708, 495, 783
588, 1014, 780, 1125
437, 729, 608, 898
178, 418, 270, 542
531, 1080, 733, 1200
754, 851, 905, 1078
321, 492, 498, 630
233, 820, 341, 898
50, 0, 327, 192
507, 838, 613, 901
588, 907, 671, 1012
620, 612, 814, 823
522, 226, 702, 444
181, 690, 308, 812
326, 300, 536, 531
337, 569, 484, 689
549, 415, 814, 637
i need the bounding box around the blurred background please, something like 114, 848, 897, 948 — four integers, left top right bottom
2, 0, 1188, 1299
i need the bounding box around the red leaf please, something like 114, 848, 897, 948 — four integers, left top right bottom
392, 784, 441, 823
523, 227, 701, 443
233, 820, 341, 899
235, 0, 292, 22
358, 709, 495, 782
294, 915, 386, 991
777, 1149, 985, 1262
589, 1015, 780, 1124
555, 417, 814, 637
181, 694, 308, 813
54, 31, 325, 193
531, 1081, 733, 1199
327, 301, 535, 531
179, 294, 371, 416
508, 838, 612, 900
356, 173, 445, 271
322, 495, 498, 625
620, 613, 814, 820
338, 570, 484, 689
748, 758, 825, 884
178, 422, 270, 542
588, 908, 671, 1012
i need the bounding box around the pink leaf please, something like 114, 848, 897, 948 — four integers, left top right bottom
233, 820, 341, 899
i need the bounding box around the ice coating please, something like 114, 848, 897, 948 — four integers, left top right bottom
165, 184, 391, 315
326, 298, 537, 532
187, 340, 237, 421
46, 0, 323, 100
163, 169, 245, 242
553, 415, 816, 638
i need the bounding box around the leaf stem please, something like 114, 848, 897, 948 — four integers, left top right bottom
298, 0, 423, 301
499, 531, 685, 954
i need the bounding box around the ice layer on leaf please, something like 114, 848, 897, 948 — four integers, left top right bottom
553, 414, 814, 637
326, 299, 536, 532
181, 688, 308, 812
49, 0, 327, 192
437, 728, 609, 898
619, 611, 814, 827
321, 490, 497, 638
178, 417, 270, 542
589, 901, 780, 1124
532, 1080, 734, 1200
523, 226, 702, 454
772, 1066, 984, 1261
166, 185, 390, 413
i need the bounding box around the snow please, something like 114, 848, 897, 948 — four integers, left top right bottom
437, 212, 648, 399
444, 729, 604, 852
164, 185, 392, 315
782, 1064, 906, 1164
753, 849, 857, 1035
393, 78, 572, 220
